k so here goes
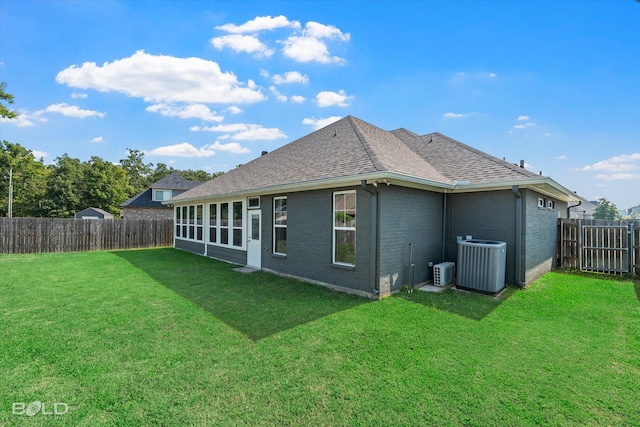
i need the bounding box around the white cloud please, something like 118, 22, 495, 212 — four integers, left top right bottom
282, 36, 345, 64
45, 103, 105, 118
302, 116, 342, 130
580, 154, 640, 173
145, 141, 251, 157
304, 22, 350, 41
517, 115, 530, 121
55, 50, 266, 105
31, 150, 47, 160
90, 136, 104, 143
227, 106, 242, 115
71, 93, 88, 99
191, 123, 287, 140
269, 86, 287, 102
272, 71, 309, 85
210, 141, 250, 154
513, 122, 537, 129
554, 155, 567, 160
443, 112, 479, 119
595, 173, 640, 180
210, 34, 274, 58
315, 90, 352, 107
215, 15, 300, 33
1, 110, 48, 127
291, 95, 305, 103
146, 103, 224, 122
145, 142, 217, 158
213, 16, 349, 64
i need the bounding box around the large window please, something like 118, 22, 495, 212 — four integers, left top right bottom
207, 201, 244, 249
175, 204, 203, 242
333, 191, 356, 266
273, 197, 287, 255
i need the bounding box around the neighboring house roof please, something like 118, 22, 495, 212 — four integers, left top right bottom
569, 199, 597, 218
121, 172, 200, 208
150, 172, 201, 190
75, 207, 113, 217
170, 116, 580, 204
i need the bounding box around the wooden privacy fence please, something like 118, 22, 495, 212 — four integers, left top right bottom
558, 218, 640, 276
0, 218, 174, 254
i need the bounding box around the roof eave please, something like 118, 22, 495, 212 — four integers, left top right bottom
451, 177, 581, 202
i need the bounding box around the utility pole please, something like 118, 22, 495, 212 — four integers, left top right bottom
8, 167, 13, 218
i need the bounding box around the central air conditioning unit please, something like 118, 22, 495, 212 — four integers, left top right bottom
433, 262, 455, 287
457, 239, 507, 294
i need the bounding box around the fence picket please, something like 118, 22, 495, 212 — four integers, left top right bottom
558, 218, 640, 276
0, 218, 173, 254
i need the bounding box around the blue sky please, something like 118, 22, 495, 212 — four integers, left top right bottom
1, 0, 638, 209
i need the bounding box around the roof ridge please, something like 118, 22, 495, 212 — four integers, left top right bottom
431, 133, 538, 178
348, 116, 386, 172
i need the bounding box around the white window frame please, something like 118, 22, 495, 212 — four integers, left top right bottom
332, 190, 356, 267
206, 200, 246, 250
174, 204, 204, 242
273, 197, 287, 255
538, 198, 545, 208
154, 189, 172, 201
547, 200, 555, 210
248, 196, 260, 209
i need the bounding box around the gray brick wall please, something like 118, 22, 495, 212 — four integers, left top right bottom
522, 189, 566, 284
378, 186, 443, 293
122, 207, 174, 220
261, 187, 373, 293
445, 190, 518, 284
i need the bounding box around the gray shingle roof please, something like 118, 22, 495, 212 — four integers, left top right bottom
121, 172, 200, 207
170, 115, 566, 203
150, 172, 199, 190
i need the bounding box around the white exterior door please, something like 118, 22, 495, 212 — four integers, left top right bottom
247, 210, 262, 269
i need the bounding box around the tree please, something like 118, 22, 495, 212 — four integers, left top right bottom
0, 141, 49, 217
0, 82, 18, 119
84, 156, 133, 215
119, 148, 153, 196
41, 155, 87, 218
593, 197, 620, 220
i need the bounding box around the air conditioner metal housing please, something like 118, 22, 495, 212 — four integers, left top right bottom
457, 239, 506, 294
433, 262, 455, 287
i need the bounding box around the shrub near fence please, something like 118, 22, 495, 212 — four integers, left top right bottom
0, 218, 174, 254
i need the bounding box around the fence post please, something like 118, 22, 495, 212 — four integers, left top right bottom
630, 223, 635, 276
577, 219, 583, 271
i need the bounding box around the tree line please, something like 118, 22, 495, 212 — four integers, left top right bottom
1, 81, 221, 218
0, 141, 222, 218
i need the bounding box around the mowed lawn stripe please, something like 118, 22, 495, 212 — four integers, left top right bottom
1, 249, 638, 426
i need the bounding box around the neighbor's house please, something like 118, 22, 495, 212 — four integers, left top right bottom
75, 207, 113, 219
569, 199, 598, 219
167, 116, 580, 298
120, 172, 201, 220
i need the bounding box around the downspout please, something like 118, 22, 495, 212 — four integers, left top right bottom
442, 193, 447, 262
568, 200, 582, 219
361, 180, 379, 297
512, 185, 526, 287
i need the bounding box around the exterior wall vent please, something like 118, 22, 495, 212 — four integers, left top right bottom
433, 262, 455, 287
457, 239, 507, 294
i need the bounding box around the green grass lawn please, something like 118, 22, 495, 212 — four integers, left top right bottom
1, 249, 638, 426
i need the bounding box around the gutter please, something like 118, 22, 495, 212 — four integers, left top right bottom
512, 185, 526, 287
361, 180, 380, 296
